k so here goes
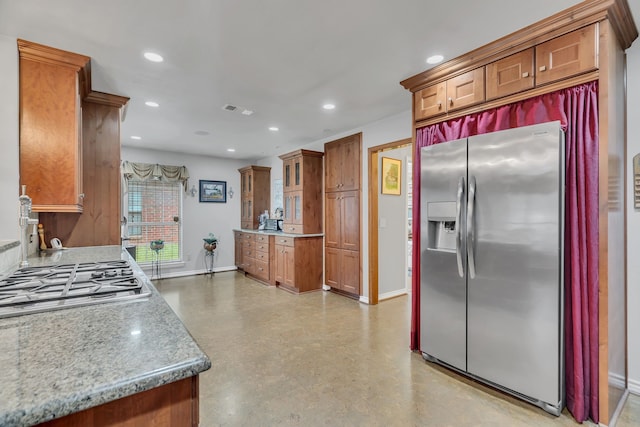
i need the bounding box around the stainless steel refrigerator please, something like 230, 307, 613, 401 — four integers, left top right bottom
420, 121, 564, 415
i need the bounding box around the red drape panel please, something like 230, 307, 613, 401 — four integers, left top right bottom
410, 81, 599, 422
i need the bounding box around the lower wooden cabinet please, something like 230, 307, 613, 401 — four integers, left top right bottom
325, 247, 360, 295
235, 231, 274, 285
39, 376, 200, 427
274, 235, 323, 293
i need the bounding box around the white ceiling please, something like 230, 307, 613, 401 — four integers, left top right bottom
1, 0, 638, 161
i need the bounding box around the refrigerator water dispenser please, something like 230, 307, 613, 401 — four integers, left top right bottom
426, 201, 457, 252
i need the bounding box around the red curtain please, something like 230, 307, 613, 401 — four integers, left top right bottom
410, 81, 599, 422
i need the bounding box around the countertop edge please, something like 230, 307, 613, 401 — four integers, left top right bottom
233, 229, 324, 238
11, 357, 212, 426
0, 240, 20, 254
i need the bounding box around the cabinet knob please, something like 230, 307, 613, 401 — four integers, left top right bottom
437, 100, 442, 109
79, 193, 85, 199
522, 72, 529, 78
448, 97, 453, 106
539, 65, 547, 72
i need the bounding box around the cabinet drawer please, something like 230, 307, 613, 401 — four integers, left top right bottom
486, 48, 534, 100
536, 24, 597, 86
243, 248, 254, 259
254, 234, 269, 244
242, 240, 255, 251
255, 242, 270, 253
282, 223, 301, 234
274, 236, 295, 247
254, 251, 269, 262
253, 259, 269, 281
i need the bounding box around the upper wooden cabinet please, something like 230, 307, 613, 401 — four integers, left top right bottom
238, 166, 270, 229
536, 24, 598, 87
325, 134, 360, 192
415, 68, 485, 121
18, 39, 90, 212
486, 48, 535, 100
279, 149, 323, 234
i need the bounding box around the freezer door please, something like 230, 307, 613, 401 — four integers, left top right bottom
420, 138, 467, 371
466, 121, 563, 406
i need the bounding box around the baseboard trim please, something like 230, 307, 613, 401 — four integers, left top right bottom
379, 289, 408, 301
145, 266, 238, 280
322, 284, 331, 291
629, 377, 640, 395
359, 295, 369, 304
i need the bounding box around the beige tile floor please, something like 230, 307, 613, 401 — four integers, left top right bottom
155, 272, 640, 427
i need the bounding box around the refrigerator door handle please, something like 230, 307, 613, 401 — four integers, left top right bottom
455, 176, 465, 278
467, 176, 477, 279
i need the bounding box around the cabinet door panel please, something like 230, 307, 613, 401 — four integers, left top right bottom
275, 244, 285, 283
325, 193, 340, 248
341, 250, 360, 295
324, 142, 341, 192
415, 82, 446, 121
340, 138, 360, 191
284, 247, 295, 287
446, 68, 485, 112
486, 48, 534, 100
536, 24, 597, 86
341, 191, 360, 251
325, 247, 341, 289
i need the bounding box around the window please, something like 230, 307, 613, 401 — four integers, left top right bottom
126, 180, 182, 264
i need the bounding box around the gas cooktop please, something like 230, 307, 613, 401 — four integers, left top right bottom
0, 260, 151, 318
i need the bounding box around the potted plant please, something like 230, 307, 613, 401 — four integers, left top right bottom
203, 233, 218, 252
150, 239, 164, 250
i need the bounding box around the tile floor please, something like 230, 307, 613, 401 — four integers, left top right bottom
155, 272, 640, 427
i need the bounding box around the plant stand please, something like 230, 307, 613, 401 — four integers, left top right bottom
204, 248, 215, 276
150, 242, 164, 280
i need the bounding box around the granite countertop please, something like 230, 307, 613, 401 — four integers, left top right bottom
0, 245, 211, 427
0, 240, 20, 254
234, 228, 324, 238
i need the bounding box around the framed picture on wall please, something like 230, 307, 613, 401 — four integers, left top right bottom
381, 157, 401, 195
199, 180, 227, 203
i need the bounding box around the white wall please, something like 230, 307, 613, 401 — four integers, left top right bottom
121, 147, 247, 277
626, 39, 640, 394
0, 34, 20, 241
378, 146, 412, 299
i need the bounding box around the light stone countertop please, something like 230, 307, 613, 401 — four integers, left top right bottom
234, 228, 324, 238
0, 245, 211, 427
0, 240, 19, 254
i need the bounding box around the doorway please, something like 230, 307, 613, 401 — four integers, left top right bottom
368, 138, 412, 305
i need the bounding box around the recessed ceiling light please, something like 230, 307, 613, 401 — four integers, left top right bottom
323, 103, 336, 110
144, 52, 163, 62
131, 136, 142, 140
145, 101, 159, 107
227, 148, 236, 152
426, 55, 444, 64
241, 109, 254, 116
269, 126, 279, 131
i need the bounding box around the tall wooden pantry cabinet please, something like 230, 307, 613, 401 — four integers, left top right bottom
238, 165, 270, 229
324, 133, 361, 296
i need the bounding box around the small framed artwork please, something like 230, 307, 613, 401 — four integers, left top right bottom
199, 180, 227, 203
381, 157, 402, 195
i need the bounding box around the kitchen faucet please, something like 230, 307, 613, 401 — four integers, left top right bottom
19, 185, 38, 267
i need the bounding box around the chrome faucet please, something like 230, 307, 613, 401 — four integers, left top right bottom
19, 185, 38, 267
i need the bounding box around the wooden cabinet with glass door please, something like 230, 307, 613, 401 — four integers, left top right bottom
278, 149, 323, 234
238, 165, 270, 229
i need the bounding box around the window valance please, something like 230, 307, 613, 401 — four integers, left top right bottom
122, 161, 190, 192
